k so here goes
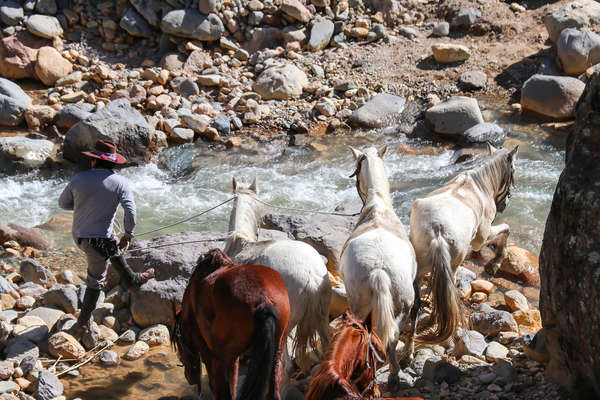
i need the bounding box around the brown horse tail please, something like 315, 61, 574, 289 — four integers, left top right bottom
416, 234, 464, 345
238, 305, 279, 400
170, 301, 182, 353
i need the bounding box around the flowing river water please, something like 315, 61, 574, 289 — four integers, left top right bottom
0, 101, 566, 398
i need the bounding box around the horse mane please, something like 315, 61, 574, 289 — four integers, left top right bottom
224, 190, 262, 254
191, 248, 235, 282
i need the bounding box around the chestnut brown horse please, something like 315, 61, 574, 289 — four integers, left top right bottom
305, 310, 423, 400
172, 248, 290, 400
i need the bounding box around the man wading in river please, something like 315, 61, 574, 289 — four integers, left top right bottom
58, 140, 155, 337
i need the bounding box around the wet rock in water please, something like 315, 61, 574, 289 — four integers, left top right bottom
459, 123, 506, 146
423, 358, 461, 384
138, 324, 170, 346
459, 70, 487, 90
26, 15, 63, 39
557, 28, 600, 75
120, 8, 152, 38
0, 137, 55, 172
470, 303, 518, 337
25, 307, 64, 330
309, 16, 334, 51
0, 77, 32, 126
38, 286, 78, 314
54, 105, 91, 131
34, 370, 63, 400
99, 349, 119, 366
425, 96, 483, 135
254, 64, 308, 100
4, 339, 39, 362
47, 332, 85, 360
498, 246, 540, 285
504, 290, 529, 312
280, 0, 312, 23
348, 93, 408, 129
454, 329, 487, 357
0, 2, 24, 26
431, 43, 471, 63
63, 98, 156, 166
451, 8, 481, 28
20, 259, 56, 288
484, 341, 508, 362
160, 10, 224, 41
432, 21, 449, 37
520, 74, 585, 120
543, 0, 600, 43
124, 341, 149, 360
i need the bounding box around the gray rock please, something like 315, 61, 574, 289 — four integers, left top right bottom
0, 137, 55, 171
24, 0, 35, 11
425, 96, 483, 135
4, 339, 39, 362
138, 324, 170, 346
253, 64, 308, 100
25, 307, 64, 330
20, 259, 56, 288
0, 275, 16, 296
248, 11, 264, 25
18, 282, 47, 298
423, 358, 461, 383
0, 380, 19, 394
470, 303, 518, 337
160, 10, 224, 41
212, 114, 230, 136
129, 0, 163, 28
34, 370, 63, 400
171, 77, 199, 98
485, 341, 509, 362
55, 105, 91, 131
181, 113, 210, 134
479, 372, 497, 384
451, 8, 481, 28
460, 123, 506, 146
557, 28, 600, 75
372, 23, 386, 40
432, 21, 449, 36
459, 70, 487, 89
13, 322, 49, 344
492, 359, 514, 381
199, 0, 218, 14
0, 77, 32, 126
454, 329, 488, 357
398, 26, 421, 39
543, 0, 600, 43
308, 17, 334, 51
0, 2, 24, 26
1, 310, 18, 323
118, 329, 137, 344
35, 0, 56, 15
170, 127, 194, 143
20, 355, 37, 375
99, 349, 119, 366
26, 14, 63, 39
39, 286, 78, 314
120, 8, 152, 38
520, 74, 585, 120
63, 98, 155, 165
411, 348, 439, 376
348, 93, 408, 128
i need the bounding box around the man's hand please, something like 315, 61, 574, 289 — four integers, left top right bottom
119, 234, 133, 250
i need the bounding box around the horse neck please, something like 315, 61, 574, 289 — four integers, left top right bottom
361, 158, 392, 208
469, 153, 508, 199
225, 193, 262, 255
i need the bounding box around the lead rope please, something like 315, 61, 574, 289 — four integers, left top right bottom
360, 334, 385, 397
251, 197, 360, 217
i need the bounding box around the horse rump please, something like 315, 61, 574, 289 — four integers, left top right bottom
238, 304, 279, 400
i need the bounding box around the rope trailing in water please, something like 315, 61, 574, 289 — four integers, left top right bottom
252, 197, 360, 217
132, 196, 237, 238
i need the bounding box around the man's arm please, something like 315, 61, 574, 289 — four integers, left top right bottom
58, 183, 74, 210
118, 180, 136, 236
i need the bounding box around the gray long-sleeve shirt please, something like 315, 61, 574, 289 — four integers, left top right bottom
58, 168, 136, 239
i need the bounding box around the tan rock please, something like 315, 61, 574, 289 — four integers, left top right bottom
1, 293, 16, 310
34, 46, 73, 86
48, 332, 86, 360
124, 341, 149, 360
350, 27, 369, 39
471, 279, 495, 294
15, 296, 35, 310
183, 49, 212, 76
98, 325, 119, 342
504, 290, 529, 312
14, 377, 30, 391
280, 0, 312, 23
0, 33, 50, 79
24, 105, 57, 131
432, 43, 471, 63
470, 291, 487, 303
499, 246, 540, 286
514, 309, 542, 333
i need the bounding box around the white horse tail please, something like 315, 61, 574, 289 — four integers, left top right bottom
417, 234, 463, 344
293, 275, 331, 372
369, 269, 397, 349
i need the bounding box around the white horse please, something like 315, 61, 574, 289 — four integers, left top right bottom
402, 144, 518, 363
340, 146, 417, 388
223, 177, 331, 373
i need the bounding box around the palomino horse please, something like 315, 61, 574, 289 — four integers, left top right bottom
305, 310, 423, 400
340, 146, 417, 389
402, 144, 518, 363
172, 248, 290, 400
224, 178, 331, 372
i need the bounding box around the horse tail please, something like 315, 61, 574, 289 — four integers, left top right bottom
417, 234, 463, 344
369, 268, 397, 349
238, 305, 279, 400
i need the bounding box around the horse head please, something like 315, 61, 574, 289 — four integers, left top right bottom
349, 146, 390, 206
492, 145, 518, 213
171, 305, 202, 386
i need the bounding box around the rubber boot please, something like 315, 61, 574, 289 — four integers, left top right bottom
69, 287, 101, 337
109, 254, 155, 290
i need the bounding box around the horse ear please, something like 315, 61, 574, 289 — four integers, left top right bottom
232, 177, 237, 192
363, 311, 374, 332
250, 176, 258, 194
508, 145, 519, 160
486, 142, 497, 154
378, 145, 388, 158
349, 146, 362, 160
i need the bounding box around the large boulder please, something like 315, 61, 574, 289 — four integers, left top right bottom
0, 33, 51, 80
543, 0, 600, 43
0, 77, 31, 126
0, 224, 52, 250
520, 74, 585, 120
557, 28, 600, 75
160, 9, 224, 41
348, 93, 408, 129
539, 72, 600, 397
425, 96, 484, 135
458, 122, 506, 146
54, 104, 91, 131
0, 137, 55, 171
253, 64, 308, 100
25, 14, 63, 39
62, 99, 156, 165
34, 46, 72, 86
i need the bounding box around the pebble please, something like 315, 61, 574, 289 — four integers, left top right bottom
124, 341, 149, 360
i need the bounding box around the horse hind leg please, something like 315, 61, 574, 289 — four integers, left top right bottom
399, 276, 423, 369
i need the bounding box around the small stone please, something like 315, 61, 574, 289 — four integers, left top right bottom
99, 349, 119, 366
432, 21, 449, 37
138, 324, 170, 346
513, 309, 542, 333
0, 360, 14, 380
117, 329, 136, 344
454, 329, 488, 357
451, 8, 481, 27
471, 279, 495, 294
15, 296, 35, 310
470, 303, 519, 337
124, 341, 149, 360
34, 370, 63, 400
484, 341, 509, 362
431, 43, 471, 63
26, 14, 63, 39
504, 290, 529, 312
459, 70, 487, 90
48, 332, 85, 360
